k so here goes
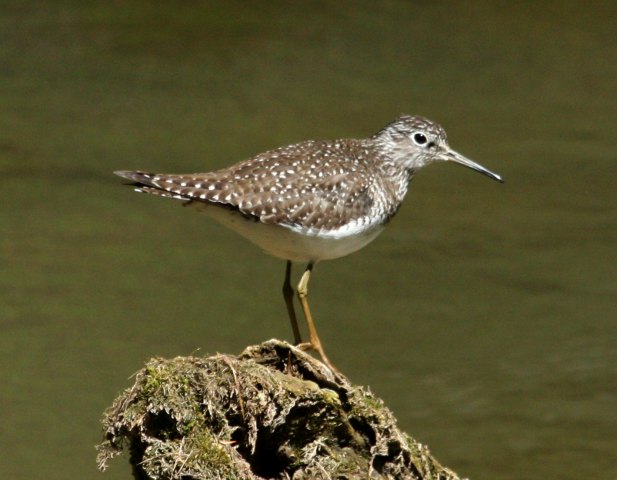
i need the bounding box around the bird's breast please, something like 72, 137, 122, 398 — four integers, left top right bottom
191, 201, 386, 262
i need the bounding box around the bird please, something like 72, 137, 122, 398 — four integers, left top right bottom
114, 115, 503, 372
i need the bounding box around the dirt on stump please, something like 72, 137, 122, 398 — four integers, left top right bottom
97, 339, 464, 480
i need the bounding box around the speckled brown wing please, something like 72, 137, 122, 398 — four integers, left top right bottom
115, 139, 379, 232
115, 140, 373, 230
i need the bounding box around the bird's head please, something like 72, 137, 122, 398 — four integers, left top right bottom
374, 115, 503, 183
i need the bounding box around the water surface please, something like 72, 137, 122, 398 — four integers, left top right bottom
1, 2, 615, 479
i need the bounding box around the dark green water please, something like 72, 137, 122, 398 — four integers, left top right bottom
1, 2, 615, 478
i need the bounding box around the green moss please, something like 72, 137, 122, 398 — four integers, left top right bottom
184, 431, 239, 478
141, 365, 165, 397
98, 340, 463, 479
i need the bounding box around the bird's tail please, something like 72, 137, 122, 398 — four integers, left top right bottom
113, 170, 188, 200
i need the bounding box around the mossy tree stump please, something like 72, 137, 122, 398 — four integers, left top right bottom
97, 340, 464, 480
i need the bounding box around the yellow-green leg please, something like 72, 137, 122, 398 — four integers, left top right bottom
296, 263, 338, 372
282, 260, 303, 345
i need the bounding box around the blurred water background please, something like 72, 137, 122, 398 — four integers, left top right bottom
1, 2, 615, 479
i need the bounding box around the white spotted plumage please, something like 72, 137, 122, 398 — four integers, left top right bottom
114, 115, 503, 372
115, 114, 502, 262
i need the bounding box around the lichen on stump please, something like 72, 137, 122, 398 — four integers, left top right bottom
97, 339, 463, 480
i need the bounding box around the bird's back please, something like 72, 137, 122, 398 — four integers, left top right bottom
116, 137, 411, 237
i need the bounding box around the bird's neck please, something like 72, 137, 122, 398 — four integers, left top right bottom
384, 163, 414, 199
368, 158, 414, 223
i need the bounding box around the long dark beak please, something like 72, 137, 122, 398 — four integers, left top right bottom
442, 148, 504, 183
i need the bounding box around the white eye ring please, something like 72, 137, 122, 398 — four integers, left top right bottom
412, 132, 428, 146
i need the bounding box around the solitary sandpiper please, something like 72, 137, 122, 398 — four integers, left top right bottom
115, 115, 502, 372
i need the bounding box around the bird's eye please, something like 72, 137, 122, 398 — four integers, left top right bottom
412, 132, 428, 146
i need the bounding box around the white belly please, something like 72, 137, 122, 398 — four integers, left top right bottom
192, 202, 385, 263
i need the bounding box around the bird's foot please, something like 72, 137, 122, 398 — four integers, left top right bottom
296, 342, 313, 352
294, 341, 340, 375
